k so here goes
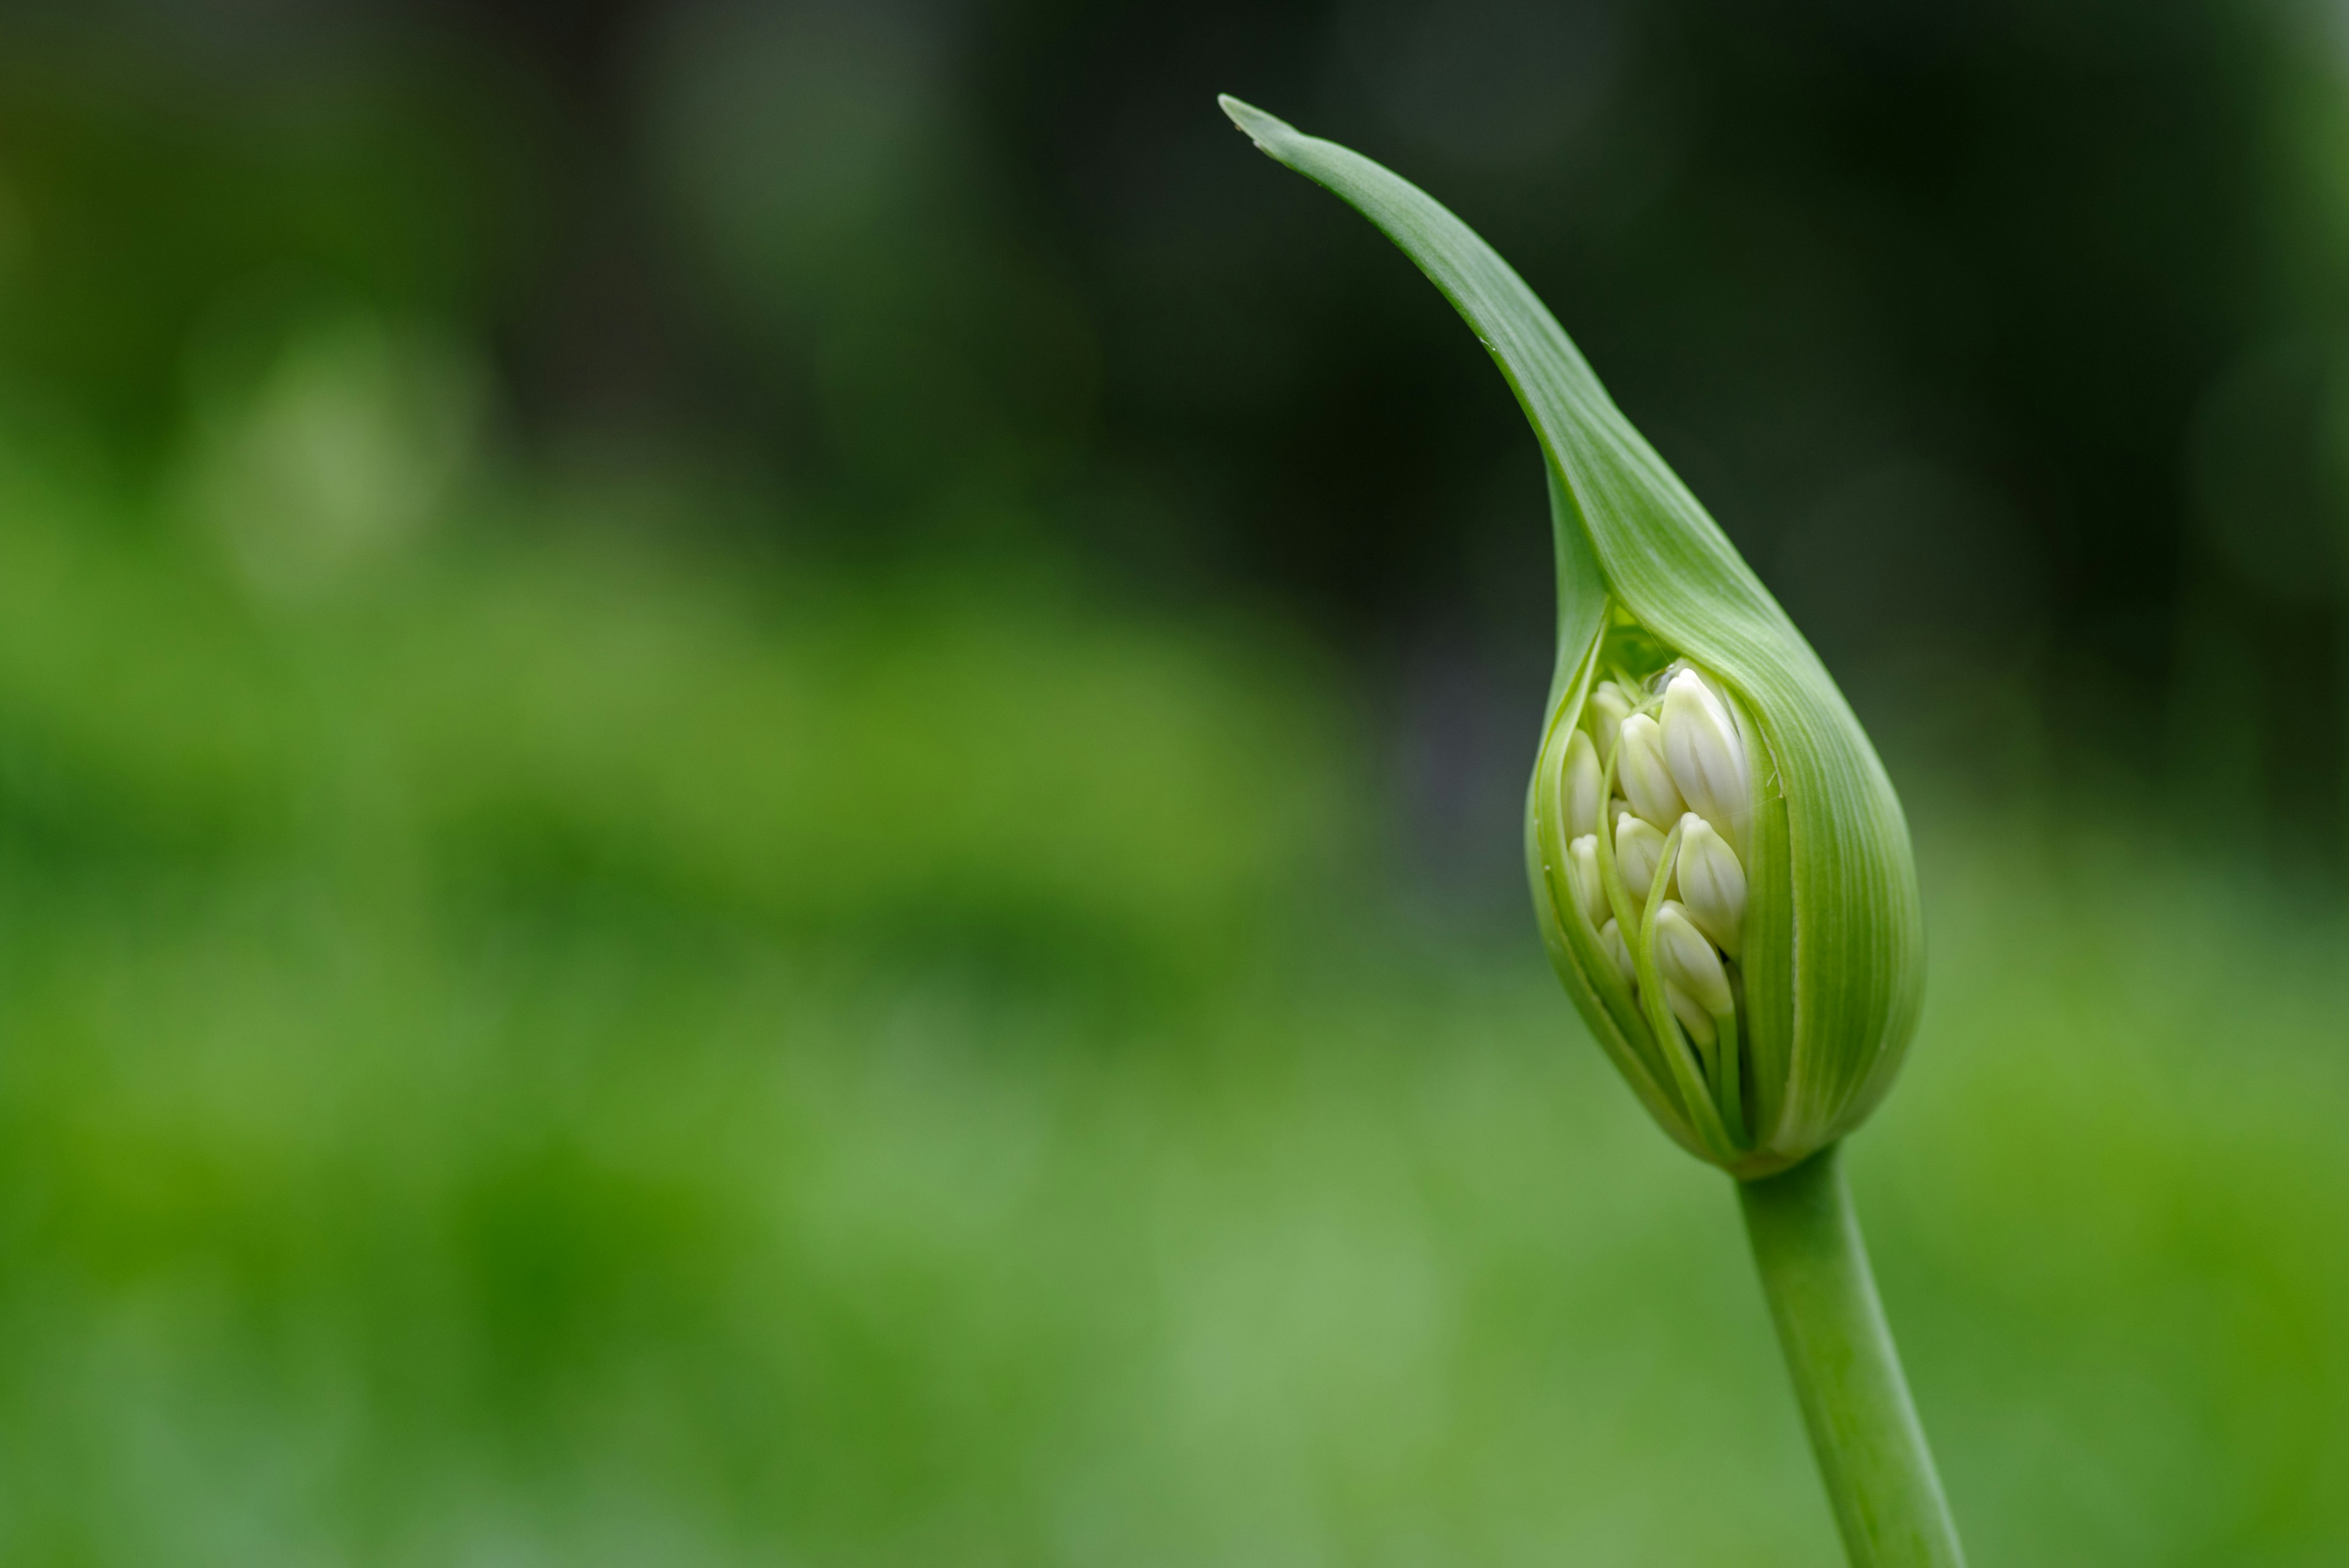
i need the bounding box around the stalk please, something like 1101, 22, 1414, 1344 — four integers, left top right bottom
1739, 1144, 1965, 1567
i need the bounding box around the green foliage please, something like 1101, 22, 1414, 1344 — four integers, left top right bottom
0, 436, 1344, 978
0, 418, 2345, 1562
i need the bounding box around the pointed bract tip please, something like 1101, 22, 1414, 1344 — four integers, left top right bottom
1216, 94, 1297, 150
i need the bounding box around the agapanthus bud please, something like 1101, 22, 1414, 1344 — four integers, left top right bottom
1228, 99, 1959, 1559
1614, 812, 1669, 907
1674, 814, 1747, 958
1665, 984, 1718, 1048
1655, 901, 1734, 1017
1564, 729, 1605, 842
1599, 918, 1635, 989
1662, 669, 1750, 844
1566, 834, 1609, 931
1616, 713, 1685, 829
1226, 97, 1925, 1179
1583, 678, 1634, 762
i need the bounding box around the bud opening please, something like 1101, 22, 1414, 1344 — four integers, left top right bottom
1534, 622, 1783, 1165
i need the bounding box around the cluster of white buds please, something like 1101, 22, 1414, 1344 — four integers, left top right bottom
1558, 664, 1754, 1118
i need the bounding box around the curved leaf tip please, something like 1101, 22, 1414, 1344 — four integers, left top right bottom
1217, 94, 1296, 152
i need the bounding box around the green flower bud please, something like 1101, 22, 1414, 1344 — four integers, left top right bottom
1223, 96, 1925, 1177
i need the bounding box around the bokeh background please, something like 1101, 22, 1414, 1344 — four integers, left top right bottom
2, 0, 2347, 1561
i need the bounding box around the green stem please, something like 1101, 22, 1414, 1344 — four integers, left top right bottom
1739, 1145, 1965, 1567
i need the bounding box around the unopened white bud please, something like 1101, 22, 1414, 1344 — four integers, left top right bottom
1615, 813, 1669, 906
1674, 814, 1747, 958
1661, 669, 1748, 839
1566, 834, 1609, 931
1654, 901, 1734, 1017
1584, 679, 1635, 762
1564, 730, 1605, 841
1600, 918, 1636, 989
1666, 983, 1718, 1047
1616, 713, 1685, 828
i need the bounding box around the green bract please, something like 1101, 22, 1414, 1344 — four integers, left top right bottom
1223, 97, 1924, 1178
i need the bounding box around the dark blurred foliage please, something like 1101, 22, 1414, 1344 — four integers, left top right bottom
8, 0, 2349, 878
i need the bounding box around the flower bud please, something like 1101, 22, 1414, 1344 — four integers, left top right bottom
1614, 812, 1669, 907
1600, 918, 1635, 989
1566, 834, 1609, 931
1674, 814, 1747, 958
1616, 713, 1685, 829
1228, 98, 1925, 1178
1583, 679, 1634, 762
1666, 984, 1718, 1049
1663, 669, 1750, 843
1564, 729, 1605, 841
1655, 901, 1734, 1017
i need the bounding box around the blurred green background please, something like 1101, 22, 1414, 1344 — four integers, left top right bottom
1, 0, 2347, 1562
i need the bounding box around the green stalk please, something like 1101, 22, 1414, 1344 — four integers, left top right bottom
1739, 1145, 1965, 1566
